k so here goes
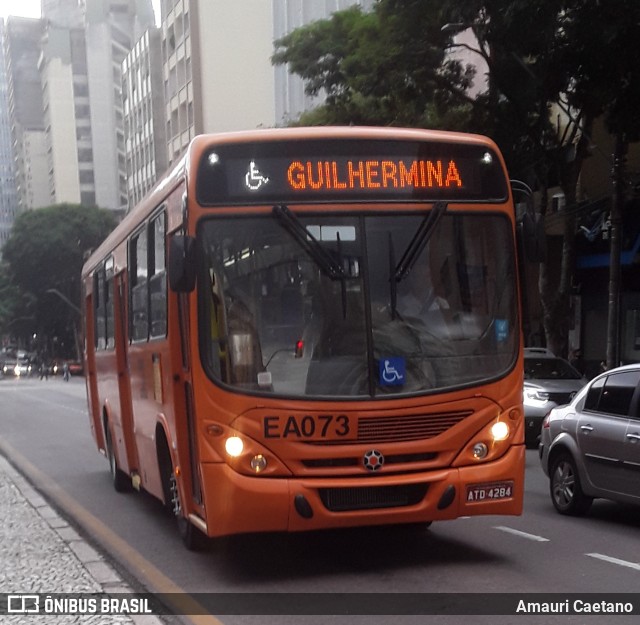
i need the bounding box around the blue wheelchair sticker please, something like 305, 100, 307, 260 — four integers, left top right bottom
495, 319, 509, 342
379, 357, 406, 386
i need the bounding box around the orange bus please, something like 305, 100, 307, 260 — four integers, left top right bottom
82, 127, 526, 549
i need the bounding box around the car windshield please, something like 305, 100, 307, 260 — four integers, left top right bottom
524, 357, 582, 380
197, 211, 518, 398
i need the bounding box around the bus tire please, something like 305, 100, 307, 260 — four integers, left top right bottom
169, 471, 208, 551
158, 435, 207, 551
104, 420, 131, 493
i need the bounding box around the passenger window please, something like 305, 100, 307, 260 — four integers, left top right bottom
105, 258, 115, 350
130, 229, 149, 341
94, 268, 106, 350
584, 377, 604, 412
597, 371, 640, 417
149, 213, 167, 339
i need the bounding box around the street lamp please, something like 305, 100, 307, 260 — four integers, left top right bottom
45, 288, 82, 316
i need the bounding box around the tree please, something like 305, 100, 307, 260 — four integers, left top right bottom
274, 0, 640, 357
272, 1, 477, 128
1, 204, 117, 357
443, 0, 640, 357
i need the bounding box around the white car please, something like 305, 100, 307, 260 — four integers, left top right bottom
523, 347, 586, 446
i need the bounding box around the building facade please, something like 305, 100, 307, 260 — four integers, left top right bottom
272, 0, 376, 126
122, 27, 168, 210
83, 0, 155, 211
0, 20, 18, 255
3, 17, 49, 212
160, 0, 276, 167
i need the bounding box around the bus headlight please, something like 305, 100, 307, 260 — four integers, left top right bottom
250, 454, 268, 473
472, 442, 488, 459
224, 436, 244, 457
491, 421, 509, 441
453, 412, 517, 467
205, 423, 291, 477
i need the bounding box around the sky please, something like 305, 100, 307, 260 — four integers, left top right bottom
0, 0, 161, 24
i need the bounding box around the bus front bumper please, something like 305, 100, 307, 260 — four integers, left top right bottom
199, 444, 525, 537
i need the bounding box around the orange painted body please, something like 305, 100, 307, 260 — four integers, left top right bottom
82, 127, 525, 538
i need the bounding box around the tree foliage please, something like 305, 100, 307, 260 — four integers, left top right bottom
273, 0, 640, 357
1, 204, 117, 356
444, 0, 640, 355
272, 1, 478, 128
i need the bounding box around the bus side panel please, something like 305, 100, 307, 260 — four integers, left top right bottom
128, 343, 164, 498
95, 348, 124, 467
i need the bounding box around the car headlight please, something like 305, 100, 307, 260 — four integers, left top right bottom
523, 388, 549, 404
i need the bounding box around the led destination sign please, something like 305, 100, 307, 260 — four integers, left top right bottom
196, 139, 508, 205
286, 158, 464, 192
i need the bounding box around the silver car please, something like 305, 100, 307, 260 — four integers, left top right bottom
523, 347, 586, 446
539, 363, 640, 515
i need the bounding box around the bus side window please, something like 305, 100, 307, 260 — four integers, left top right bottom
130, 229, 149, 342
149, 212, 167, 339
94, 267, 107, 350
105, 258, 115, 350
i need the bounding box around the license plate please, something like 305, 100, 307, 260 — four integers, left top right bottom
466, 481, 514, 502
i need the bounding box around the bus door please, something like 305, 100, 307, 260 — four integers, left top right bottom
167, 229, 203, 513
84, 288, 104, 451
113, 270, 138, 481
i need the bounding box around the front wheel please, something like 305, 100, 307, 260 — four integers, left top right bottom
549, 452, 592, 516
168, 472, 208, 551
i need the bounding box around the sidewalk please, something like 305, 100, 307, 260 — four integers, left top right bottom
0, 453, 164, 624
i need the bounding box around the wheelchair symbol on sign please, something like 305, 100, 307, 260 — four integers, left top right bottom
382, 359, 404, 384
245, 161, 269, 191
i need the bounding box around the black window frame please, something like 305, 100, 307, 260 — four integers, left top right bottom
585, 370, 640, 417
128, 207, 168, 344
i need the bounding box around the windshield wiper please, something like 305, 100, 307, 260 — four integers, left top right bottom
394, 201, 448, 282
273, 204, 345, 280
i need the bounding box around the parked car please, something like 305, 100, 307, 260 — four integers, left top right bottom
523, 347, 586, 446
539, 363, 640, 515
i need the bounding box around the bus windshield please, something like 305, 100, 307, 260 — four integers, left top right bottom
198, 209, 517, 398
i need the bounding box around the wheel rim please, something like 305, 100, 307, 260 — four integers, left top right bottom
552, 460, 575, 508
169, 473, 181, 518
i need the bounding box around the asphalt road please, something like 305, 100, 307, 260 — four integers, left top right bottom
1, 375, 639, 625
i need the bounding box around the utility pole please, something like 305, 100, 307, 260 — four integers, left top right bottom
606, 133, 627, 370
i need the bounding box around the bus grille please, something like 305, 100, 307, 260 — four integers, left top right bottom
356, 410, 472, 443
319, 484, 428, 512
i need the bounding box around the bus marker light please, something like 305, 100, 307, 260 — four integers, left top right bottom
250, 454, 268, 473
491, 421, 509, 441
472, 443, 488, 459
207, 424, 224, 436
225, 436, 244, 457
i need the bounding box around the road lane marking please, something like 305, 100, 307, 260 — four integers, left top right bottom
587, 553, 640, 571
493, 526, 550, 542
0, 437, 221, 625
